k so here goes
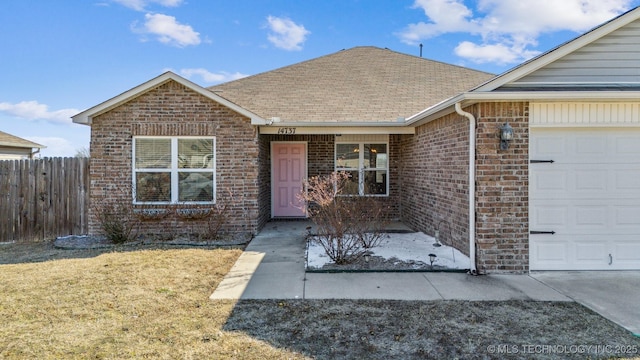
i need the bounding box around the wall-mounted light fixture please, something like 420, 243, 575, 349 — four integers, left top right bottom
499, 122, 514, 150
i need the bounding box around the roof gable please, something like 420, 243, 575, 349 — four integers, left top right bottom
209, 46, 493, 122
0, 130, 45, 149
473, 6, 640, 92
509, 18, 640, 89
72, 72, 263, 125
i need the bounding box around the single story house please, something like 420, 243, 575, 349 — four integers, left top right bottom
73, 7, 640, 273
0, 130, 45, 160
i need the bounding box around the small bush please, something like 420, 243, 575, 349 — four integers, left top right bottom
299, 172, 389, 264
94, 201, 139, 244
173, 189, 234, 241
205, 189, 234, 240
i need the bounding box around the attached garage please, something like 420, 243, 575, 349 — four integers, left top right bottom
403, 7, 640, 272
529, 103, 640, 270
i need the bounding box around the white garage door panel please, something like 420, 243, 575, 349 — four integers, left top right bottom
531, 200, 639, 234
530, 128, 640, 270
532, 166, 640, 199
615, 241, 640, 263
532, 235, 640, 270
531, 130, 640, 164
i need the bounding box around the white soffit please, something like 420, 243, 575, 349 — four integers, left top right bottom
258, 126, 414, 135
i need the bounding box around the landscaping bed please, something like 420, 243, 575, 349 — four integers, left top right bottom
306, 232, 470, 272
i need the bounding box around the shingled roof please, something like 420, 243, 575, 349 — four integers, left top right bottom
209, 46, 494, 123
0, 130, 45, 149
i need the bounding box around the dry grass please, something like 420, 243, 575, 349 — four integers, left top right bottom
225, 300, 640, 360
2, 244, 640, 359
0, 248, 309, 359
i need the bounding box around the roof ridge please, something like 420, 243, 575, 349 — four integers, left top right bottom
209, 46, 493, 92
373, 46, 495, 76
208, 47, 369, 91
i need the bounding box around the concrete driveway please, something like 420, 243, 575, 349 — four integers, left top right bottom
531, 271, 640, 336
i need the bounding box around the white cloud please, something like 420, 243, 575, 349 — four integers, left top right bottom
136, 13, 201, 47
400, 0, 479, 43
454, 41, 540, 65
398, 0, 633, 64
26, 137, 82, 158
0, 101, 79, 125
178, 68, 248, 84
265, 16, 310, 51
113, 0, 183, 11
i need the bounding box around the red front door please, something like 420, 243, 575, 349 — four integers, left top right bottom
272, 142, 307, 217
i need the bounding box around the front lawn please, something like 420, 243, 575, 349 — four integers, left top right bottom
1, 244, 639, 359
0, 247, 307, 359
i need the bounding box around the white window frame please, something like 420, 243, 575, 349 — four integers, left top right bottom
132, 136, 216, 205
335, 137, 389, 197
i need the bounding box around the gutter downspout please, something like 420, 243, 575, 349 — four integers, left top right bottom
30, 148, 42, 159
454, 102, 477, 275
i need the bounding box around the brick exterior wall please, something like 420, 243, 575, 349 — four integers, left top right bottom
400, 112, 470, 254
400, 102, 530, 273
87, 77, 529, 272
88, 80, 260, 236
474, 102, 529, 273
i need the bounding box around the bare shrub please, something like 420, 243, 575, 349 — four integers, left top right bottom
94, 199, 139, 244
205, 189, 234, 240
346, 196, 389, 248
299, 172, 390, 264
174, 189, 234, 241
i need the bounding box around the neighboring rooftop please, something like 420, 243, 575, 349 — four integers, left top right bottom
0, 130, 45, 149
209, 46, 494, 122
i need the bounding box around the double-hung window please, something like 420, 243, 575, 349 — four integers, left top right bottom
133, 137, 215, 204
335, 135, 388, 196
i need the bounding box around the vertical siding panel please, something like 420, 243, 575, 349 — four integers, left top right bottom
545, 103, 552, 124
531, 102, 640, 127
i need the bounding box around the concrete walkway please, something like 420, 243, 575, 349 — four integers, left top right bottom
211, 221, 568, 301
211, 220, 640, 336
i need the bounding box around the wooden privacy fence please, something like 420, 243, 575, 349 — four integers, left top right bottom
0, 157, 89, 242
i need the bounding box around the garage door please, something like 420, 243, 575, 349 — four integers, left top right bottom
530, 128, 640, 270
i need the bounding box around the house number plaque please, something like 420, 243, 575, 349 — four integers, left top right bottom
277, 127, 296, 135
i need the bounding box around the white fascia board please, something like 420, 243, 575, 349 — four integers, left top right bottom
72, 72, 265, 126
471, 7, 640, 92
259, 125, 415, 135
406, 91, 640, 126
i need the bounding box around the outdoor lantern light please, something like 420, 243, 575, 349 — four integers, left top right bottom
500, 122, 514, 150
